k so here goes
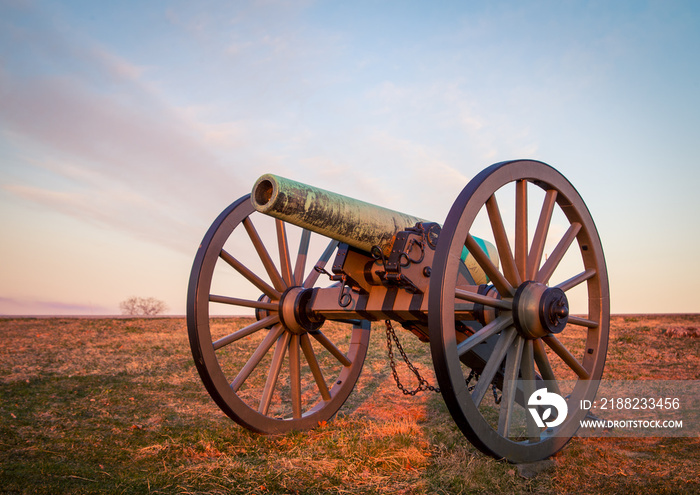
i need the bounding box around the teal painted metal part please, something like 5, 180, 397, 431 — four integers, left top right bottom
251, 173, 497, 285
460, 240, 498, 285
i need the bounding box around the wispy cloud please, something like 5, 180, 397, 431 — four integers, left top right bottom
0, 296, 111, 315
0, 3, 246, 253
0, 0, 538, 255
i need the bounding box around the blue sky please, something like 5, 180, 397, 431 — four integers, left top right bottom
1, 0, 699, 314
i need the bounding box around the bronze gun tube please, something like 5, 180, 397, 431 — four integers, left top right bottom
251, 173, 497, 285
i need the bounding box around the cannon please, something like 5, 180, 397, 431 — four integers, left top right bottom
187, 160, 609, 463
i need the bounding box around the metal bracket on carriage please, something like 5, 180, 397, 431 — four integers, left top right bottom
328, 243, 375, 294
370, 222, 441, 294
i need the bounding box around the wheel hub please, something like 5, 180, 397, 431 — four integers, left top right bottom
254, 294, 272, 323
278, 287, 325, 335
512, 281, 569, 339
474, 284, 500, 326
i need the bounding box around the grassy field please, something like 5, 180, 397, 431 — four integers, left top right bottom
1, 315, 698, 494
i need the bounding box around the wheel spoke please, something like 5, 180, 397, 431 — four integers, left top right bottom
213, 314, 280, 350
294, 229, 312, 286
542, 335, 590, 379
455, 288, 513, 311
232, 324, 286, 392
209, 294, 278, 311
526, 189, 557, 281
220, 249, 280, 300
567, 316, 599, 328
465, 234, 514, 297
486, 195, 521, 287
535, 222, 581, 285
457, 315, 513, 357
259, 331, 292, 415
303, 239, 339, 289
276, 220, 294, 287
556, 269, 596, 292
533, 339, 561, 396
289, 334, 302, 419
243, 217, 287, 292
300, 334, 331, 401
515, 179, 528, 280
520, 339, 540, 441
309, 329, 352, 367
472, 326, 517, 406
497, 335, 524, 437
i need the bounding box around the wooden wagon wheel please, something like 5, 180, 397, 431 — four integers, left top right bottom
187, 195, 371, 433
429, 160, 609, 462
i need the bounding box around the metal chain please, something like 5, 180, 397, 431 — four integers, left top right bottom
465, 369, 478, 391
492, 384, 502, 404
465, 368, 502, 404
385, 320, 440, 395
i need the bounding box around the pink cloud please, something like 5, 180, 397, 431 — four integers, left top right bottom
0, 12, 245, 253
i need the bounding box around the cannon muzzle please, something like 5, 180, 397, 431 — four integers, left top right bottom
251, 173, 497, 284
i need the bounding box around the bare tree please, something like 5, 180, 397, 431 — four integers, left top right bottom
119, 296, 168, 316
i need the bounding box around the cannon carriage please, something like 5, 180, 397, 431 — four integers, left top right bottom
187, 159, 609, 463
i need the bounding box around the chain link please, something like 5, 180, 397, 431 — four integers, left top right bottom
465, 369, 478, 391
383, 319, 503, 402
385, 320, 440, 395
493, 385, 502, 404
465, 368, 502, 404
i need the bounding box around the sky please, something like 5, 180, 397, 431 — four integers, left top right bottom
1, 0, 699, 315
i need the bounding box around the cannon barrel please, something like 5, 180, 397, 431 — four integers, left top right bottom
252, 173, 430, 252
251, 173, 498, 284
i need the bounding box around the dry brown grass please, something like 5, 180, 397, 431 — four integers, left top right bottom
0, 314, 698, 494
